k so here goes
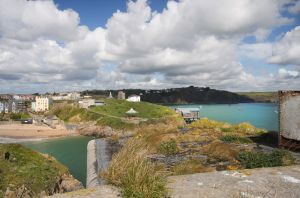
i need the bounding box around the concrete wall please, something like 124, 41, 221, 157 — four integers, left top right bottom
279, 91, 300, 141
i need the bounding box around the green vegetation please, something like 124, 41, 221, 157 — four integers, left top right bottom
219, 135, 252, 144
102, 139, 167, 198
49, 99, 178, 130
96, 117, 135, 130
9, 113, 31, 120
0, 144, 69, 197
91, 99, 175, 118
237, 92, 278, 103
237, 150, 296, 169
158, 140, 178, 155
172, 159, 213, 175
103, 117, 297, 198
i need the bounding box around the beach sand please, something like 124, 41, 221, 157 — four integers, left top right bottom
0, 124, 78, 139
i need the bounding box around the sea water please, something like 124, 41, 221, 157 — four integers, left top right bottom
24, 136, 94, 186
170, 103, 278, 131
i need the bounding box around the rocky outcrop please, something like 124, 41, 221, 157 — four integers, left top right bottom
77, 124, 115, 137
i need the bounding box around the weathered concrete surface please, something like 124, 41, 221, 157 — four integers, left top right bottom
279, 91, 300, 141
86, 140, 100, 188
87, 139, 122, 188
47, 185, 121, 198
95, 139, 111, 185
168, 165, 300, 198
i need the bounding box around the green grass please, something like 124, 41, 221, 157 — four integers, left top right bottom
237, 150, 296, 169
236, 92, 278, 102
96, 117, 135, 130
219, 135, 252, 144
10, 113, 31, 120
158, 140, 178, 155
91, 99, 175, 119
49, 99, 177, 130
102, 139, 167, 198
0, 144, 69, 197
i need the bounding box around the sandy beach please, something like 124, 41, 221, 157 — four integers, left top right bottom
0, 124, 78, 139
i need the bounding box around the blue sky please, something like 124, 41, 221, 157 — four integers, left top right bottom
54, 0, 169, 29
0, 0, 300, 93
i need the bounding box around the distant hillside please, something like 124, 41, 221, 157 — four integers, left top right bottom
82, 86, 254, 104
236, 92, 278, 103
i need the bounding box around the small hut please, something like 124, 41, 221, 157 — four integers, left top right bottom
126, 108, 138, 117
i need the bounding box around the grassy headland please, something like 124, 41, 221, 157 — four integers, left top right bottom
0, 144, 77, 197
237, 92, 278, 103
49, 99, 179, 131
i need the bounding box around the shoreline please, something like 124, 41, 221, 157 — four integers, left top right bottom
0, 123, 81, 143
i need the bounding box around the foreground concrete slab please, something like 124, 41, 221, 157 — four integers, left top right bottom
168, 165, 300, 198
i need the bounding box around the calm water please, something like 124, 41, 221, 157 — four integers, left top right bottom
170, 103, 278, 131
24, 136, 94, 186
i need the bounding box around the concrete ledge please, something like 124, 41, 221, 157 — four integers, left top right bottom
86, 140, 100, 188
168, 165, 300, 198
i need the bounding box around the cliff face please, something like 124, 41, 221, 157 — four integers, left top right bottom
82, 86, 254, 104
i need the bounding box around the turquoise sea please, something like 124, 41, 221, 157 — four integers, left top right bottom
170, 103, 278, 131
24, 136, 94, 186
22, 103, 278, 186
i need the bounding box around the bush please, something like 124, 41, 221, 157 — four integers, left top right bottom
219, 135, 252, 144
10, 113, 31, 120
237, 150, 296, 169
158, 140, 178, 155
102, 139, 167, 198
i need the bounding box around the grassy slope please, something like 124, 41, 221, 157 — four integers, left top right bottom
91, 99, 175, 118
0, 144, 69, 197
237, 92, 278, 103
49, 99, 178, 130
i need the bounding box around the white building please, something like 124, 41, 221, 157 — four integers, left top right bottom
78, 99, 95, 109
32, 97, 51, 112
126, 94, 141, 102
52, 92, 81, 101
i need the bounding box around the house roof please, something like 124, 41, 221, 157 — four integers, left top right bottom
126, 108, 138, 114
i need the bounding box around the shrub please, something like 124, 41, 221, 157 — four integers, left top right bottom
10, 113, 31, 120
102, 139, 167, 198
237, 150, 296, 169
203, 141, 238, 161
219, 135, 252, 144
158, 140, 178, 155
220, 127, 234, 132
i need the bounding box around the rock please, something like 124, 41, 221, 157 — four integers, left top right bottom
77, 124, 115, 137
4, 187, 16, 198
60, 175, 84, 192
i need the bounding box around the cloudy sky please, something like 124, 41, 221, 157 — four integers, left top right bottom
0, 0, 300, 93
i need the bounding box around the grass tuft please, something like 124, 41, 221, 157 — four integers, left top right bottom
219, 135, 252, 144
172, 159, 213, 175
158, 140, 178, 155
102, 138, 167, 198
